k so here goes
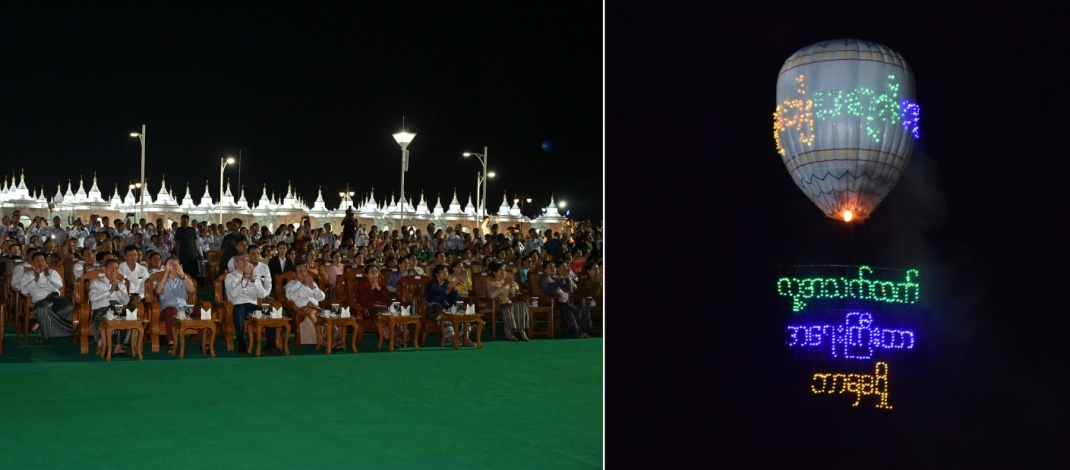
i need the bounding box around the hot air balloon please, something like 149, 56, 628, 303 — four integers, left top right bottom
774, 39, 921, 222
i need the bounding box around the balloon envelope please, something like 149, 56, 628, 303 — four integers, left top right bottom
774, 39, 920, 221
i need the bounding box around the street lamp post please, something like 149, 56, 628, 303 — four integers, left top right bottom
129, 125, 146, 222
393, 130, 416, 233
463, 147, 494, 222
219, 156, 235, 224
339, 185, 355, 211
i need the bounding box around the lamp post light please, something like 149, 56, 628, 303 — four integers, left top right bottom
219, 156, 235, 224
392, 130, 416, 233
339, 185, 355, 211
129, 125, 146, 222
463, 147, 493, 222
128, 181, 142, 206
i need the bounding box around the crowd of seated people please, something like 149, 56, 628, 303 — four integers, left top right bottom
2, 207, 603, 352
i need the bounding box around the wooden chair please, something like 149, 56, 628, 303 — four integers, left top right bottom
314, 264, 330, 297
589, 293, 602, 336
577, 275, 602, 336
516, 271, 533, 298
5, 259, 27, 327
213, 273, 235, 351
394, 275, 430, 347
527, 274, 558, 339
142, 271, 166, 352
337, 269, 370, 341
392, 275, 441, 345
62, 258, 76, 298
205, 250, 221, 282
143, 271, 199, 353
471, 272, 499, 339
4, 259, 22, 334
342, 269, 394, 344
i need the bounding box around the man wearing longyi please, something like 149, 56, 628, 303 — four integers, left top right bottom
89, 259, 131, 356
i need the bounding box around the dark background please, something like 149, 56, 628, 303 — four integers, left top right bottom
609, 3, 1068, 465
1, 1, 603, 221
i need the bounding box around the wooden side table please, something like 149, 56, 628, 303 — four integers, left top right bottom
376, 313, 421, 352
244, 316, 291, 357
100, 317, 147, 361
172, 317, 218, 359
313, 314, 359, 354
441, 312, 485, 349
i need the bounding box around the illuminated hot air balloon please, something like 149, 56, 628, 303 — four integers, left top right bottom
774, 39, 921, 222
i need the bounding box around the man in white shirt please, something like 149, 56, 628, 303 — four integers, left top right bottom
121, 223, 138, 248
49, 216, 68, 247
318, 223, 338, 251
445, 226, 463, 254
286, 263, 332, 347
149, 234, 169, 263
86, 215, 101, 233
248, 245, 273, 299
277, 224, 295, 245
69, 218, 90, 248
225, 237, 250, 272
354, 225, 369, 248
118, 246, 149, 305
72, 247, 98, 280
30, 217, 50, 247
203, 224, 218, 251
89, 258, 132, 356
146, 251, 165, 275
225, 253, 271, 353
106, 218, 119, 239
420, 223, 436, 248
21, 252, 73, 342
523, 228, 544, 256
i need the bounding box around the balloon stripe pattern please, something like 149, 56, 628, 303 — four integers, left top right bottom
774, 39, 920, 222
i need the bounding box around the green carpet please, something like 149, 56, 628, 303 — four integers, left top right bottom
0, 324, 604, 469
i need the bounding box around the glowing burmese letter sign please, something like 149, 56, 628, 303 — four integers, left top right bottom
774, 39, 921, 222
777, 265, 919, 312
787, 312, 916, 359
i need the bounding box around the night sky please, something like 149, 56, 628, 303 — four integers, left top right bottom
1, 2, 603, 220
609, 3, 1068, 465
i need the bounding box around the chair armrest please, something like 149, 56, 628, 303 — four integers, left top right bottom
148, 300, 162, 323
282, 299, 300, 313
215, 301, 234, 323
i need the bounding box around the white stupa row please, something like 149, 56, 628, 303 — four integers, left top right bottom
0, 172, 567, 229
